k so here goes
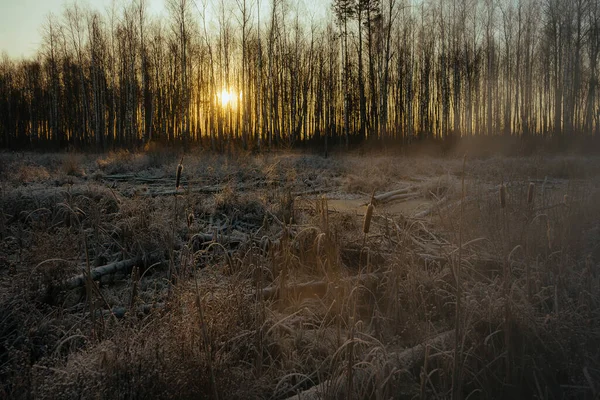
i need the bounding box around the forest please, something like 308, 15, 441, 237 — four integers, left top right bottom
1, 0, 600, 151
3, 2, 600, 399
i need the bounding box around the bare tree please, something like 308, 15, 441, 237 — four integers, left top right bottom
333, 0, 354, 148
1, 0, 599, 149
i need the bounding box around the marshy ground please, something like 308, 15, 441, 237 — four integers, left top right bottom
1, 149, 600, 399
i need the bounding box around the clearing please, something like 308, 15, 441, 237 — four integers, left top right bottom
1, 150, 600, 399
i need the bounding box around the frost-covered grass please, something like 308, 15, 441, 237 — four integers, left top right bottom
1, 149, 600, 399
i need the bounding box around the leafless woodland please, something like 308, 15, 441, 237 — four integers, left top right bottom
1, 0, 600, 150
2, 0, 600, 399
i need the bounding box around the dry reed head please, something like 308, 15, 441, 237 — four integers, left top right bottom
318, 196, 329, 232
363, 203, 374, 234
176, 158, 183, 189
527, 183, 535, 205
315, 232, 326, 256
187, 212, 194, 228
499, 184, 506, 208
563, 194, 570, 205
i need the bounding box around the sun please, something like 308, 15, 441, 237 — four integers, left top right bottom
218, 89, 233, 107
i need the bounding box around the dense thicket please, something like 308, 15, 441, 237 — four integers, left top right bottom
0, 0, 599, 150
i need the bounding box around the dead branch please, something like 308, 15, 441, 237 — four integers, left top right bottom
413, 196, 448, 218
103, 174, 135, 181
144, 180, 280, 197
384, 193, 421, 203
369, 187, 416, 205
146, 185, 226, 196
64, 256, 159, 290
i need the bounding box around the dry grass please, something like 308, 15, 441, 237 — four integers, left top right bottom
1, 150, 600, 399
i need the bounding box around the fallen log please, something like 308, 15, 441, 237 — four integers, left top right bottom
412, 196, 447, 218
370, 187, 416, 205
414, 196, 477, 219
103, 174, 135, 181
359, 191, 420, 207
284, 330, 454, 400
64, 256, 159, 290
104, 174, 204, 185
384, 193, 421, 203
146, 185, 225, 196
144, 180, 278, 197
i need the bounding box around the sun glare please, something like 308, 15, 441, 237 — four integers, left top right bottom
219, 89, 234, 107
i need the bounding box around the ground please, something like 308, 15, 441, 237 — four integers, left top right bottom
1, 149, 600, 399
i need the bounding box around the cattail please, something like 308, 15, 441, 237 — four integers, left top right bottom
315, 232, 326, 256
187, 212, 194, 228
527, 182, 535, 205
499, 184, 506, 209
363, 203, 374, 234
175, 157, 183, 189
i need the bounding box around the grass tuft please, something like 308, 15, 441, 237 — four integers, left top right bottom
1, 151, 600, 399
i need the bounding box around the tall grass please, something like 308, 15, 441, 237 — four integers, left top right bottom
1, 151, 600, 399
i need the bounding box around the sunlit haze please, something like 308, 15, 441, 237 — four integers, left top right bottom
218, 89, 235, 108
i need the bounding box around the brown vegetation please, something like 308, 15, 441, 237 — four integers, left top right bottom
1, 150, 600, 399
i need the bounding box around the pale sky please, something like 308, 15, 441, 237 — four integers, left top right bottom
0, 0, 327, 60
0, 0, 165, 59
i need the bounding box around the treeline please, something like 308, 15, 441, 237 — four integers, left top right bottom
0, 0, 599, 151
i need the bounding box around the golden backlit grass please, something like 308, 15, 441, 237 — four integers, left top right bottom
0, 150, 599, 399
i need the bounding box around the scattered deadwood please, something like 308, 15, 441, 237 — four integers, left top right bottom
145, 185, 228, 196
105, 174, 210, 186
104, 174, 168, 183
384, 193, 421, 204
423, 196, 477, 219
413, 196, 448, 218
412, 178, 566, 219
103, 174, 137, 181
142, 179, 292, 197
370, 187, 416, 205
357, 188, 421, 207
64, 256, 159, 290
284, 330, 454, 400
